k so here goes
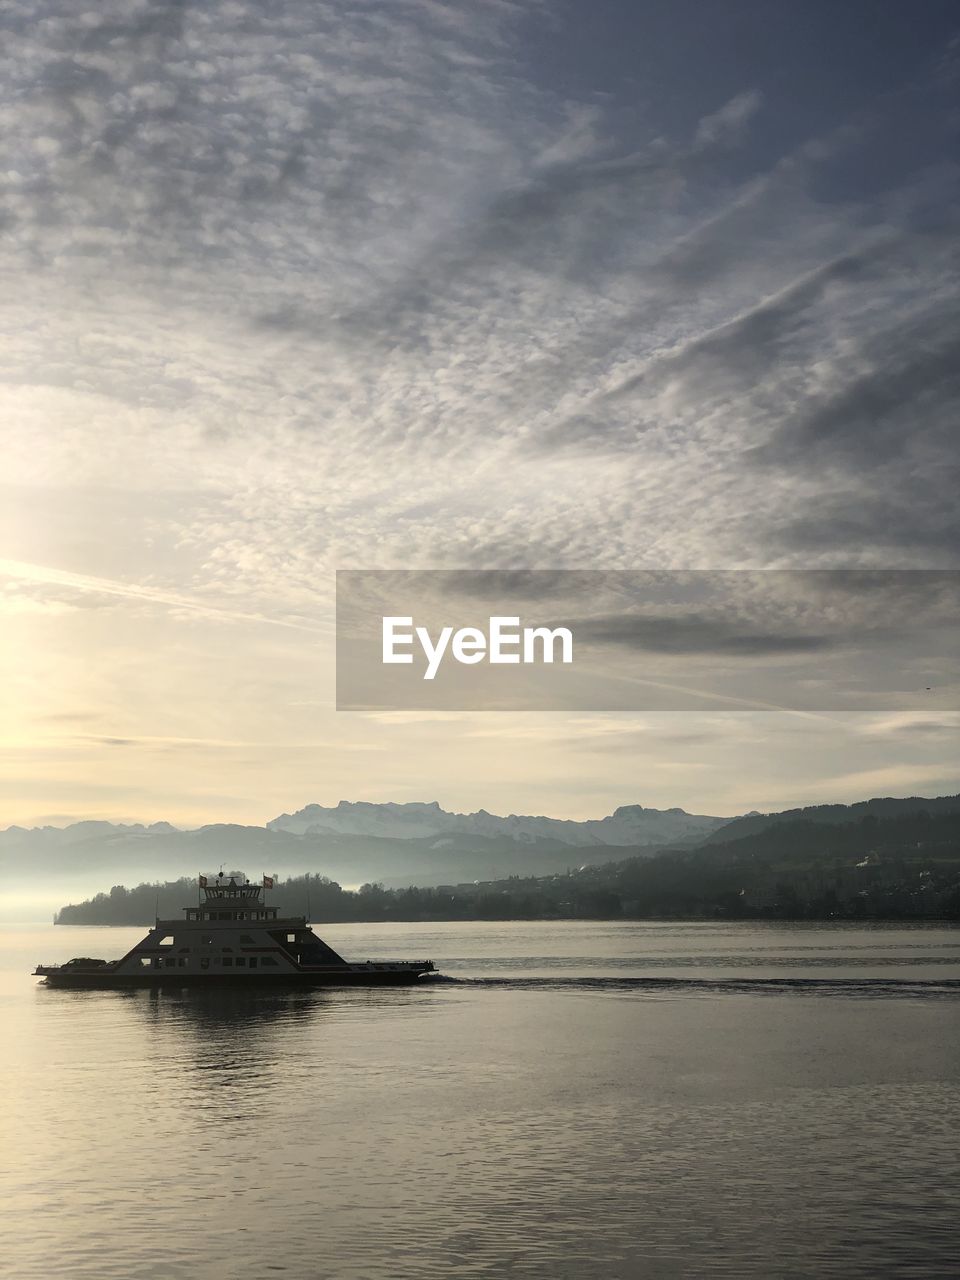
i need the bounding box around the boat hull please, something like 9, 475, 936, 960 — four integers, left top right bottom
35, 966, 435, 989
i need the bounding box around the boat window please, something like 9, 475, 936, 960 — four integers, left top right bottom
235, 957, 246, 967
222, 956, 233, 967
249, 957, 258, 969
287, 933, 296, 942
261, 956, 278, 966
200, 957, 210, 970
140, 957, 152, 967
158, 936, 174, 946
164, 958, 176, 968
178, 958, 187, 967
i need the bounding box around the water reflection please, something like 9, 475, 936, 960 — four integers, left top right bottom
134, 984, 323, 1031
5, 922, 960, 1280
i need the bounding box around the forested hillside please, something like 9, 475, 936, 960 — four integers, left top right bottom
56, 808, 960, 924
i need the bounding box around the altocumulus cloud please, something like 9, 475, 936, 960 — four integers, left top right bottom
1, 0, 958, 637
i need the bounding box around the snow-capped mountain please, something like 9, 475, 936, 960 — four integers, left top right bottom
0, 820, 179, 846
266, 799, 729, 846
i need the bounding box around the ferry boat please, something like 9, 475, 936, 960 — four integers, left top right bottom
34, 874, 436, 987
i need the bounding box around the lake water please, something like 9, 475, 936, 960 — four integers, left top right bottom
2, 919, 960, 1279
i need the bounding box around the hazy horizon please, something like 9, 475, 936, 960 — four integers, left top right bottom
7, 781, 960, 834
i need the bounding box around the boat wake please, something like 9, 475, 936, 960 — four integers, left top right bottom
428, 974, 960, 998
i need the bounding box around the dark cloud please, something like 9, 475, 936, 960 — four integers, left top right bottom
774, 496, 960, 559
569, 613, 836, 657
541, 231, 953, 452
607, 249, 877, 394
751, 300, 960, 466
786, 569, 960, 604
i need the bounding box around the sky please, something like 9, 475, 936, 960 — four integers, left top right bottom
1, 0, 958, 828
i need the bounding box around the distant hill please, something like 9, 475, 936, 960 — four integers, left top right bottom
8, 795, 959, 921
54, 807, 960, 925
697, 794, 960, 846
602, 807, 960, 919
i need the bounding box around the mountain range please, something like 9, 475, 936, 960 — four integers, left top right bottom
4, 795, 959, 920
265, 799, 729, 846
55, 799, 960, 926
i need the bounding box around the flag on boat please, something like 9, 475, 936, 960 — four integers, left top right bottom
199, 874, 208, 888
263, 875, 274, 889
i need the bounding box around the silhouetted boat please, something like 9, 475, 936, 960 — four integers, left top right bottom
34, 873, 436, 987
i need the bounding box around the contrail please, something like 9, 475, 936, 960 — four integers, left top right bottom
0, 558, 328, 634
574, 660, 847, 723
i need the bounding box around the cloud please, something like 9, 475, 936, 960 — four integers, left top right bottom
2, 2, 958, 821
571, 613, 834, 657
751, 296, 960, 466
694, 90, 763, 148
0, 558, 327, 631
771, 490, 959, 558
5, 2, 955, 595
780, 763, 960, 803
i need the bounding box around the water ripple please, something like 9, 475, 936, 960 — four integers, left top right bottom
3, 920, 959, 1279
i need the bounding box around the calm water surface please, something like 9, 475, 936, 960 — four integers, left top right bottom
2, 919, 959, 1279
